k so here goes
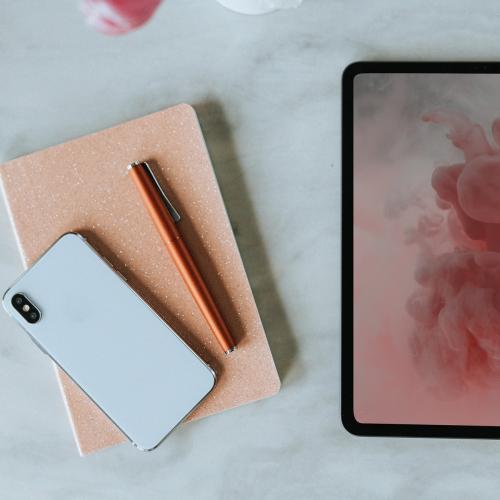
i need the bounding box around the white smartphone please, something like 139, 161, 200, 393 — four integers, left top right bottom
2, 232, 216, 451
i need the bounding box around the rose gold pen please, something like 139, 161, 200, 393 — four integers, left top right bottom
128, 161, 237, 354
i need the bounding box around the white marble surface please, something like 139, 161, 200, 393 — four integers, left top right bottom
2, 1, 500, 499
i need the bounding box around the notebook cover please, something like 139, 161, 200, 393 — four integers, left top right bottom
0, 104, 280, 455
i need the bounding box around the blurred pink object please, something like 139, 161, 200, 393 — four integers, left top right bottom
81, 0, 163, 35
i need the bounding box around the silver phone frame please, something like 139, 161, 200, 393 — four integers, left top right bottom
2, 231, 217, 451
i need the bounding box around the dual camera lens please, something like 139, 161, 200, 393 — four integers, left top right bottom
11, 293, 40, 324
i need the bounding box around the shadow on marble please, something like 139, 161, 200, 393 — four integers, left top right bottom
195, 100, 298, 384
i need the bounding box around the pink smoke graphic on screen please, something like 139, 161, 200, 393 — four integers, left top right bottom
407, 111, 500, 395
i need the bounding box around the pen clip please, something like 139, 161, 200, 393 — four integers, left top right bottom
130, 161, 181, 223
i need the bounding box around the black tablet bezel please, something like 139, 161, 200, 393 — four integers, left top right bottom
342, 61, 500, 439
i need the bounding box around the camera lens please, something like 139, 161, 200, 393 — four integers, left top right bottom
12, 293, 41, 323
26, 310, 40, 324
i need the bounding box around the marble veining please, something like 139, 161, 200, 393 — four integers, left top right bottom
2, 0, 500, 499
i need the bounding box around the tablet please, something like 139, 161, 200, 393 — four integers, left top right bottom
343, 62, 500, 438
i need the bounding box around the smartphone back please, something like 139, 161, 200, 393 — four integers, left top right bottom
2, 233, 216, 450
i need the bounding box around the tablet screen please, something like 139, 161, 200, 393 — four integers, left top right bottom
350, 67, 500, 431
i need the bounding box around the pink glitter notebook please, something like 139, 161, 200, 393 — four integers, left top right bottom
0, 104, 280, 454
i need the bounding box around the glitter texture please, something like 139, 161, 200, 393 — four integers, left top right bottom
0, 104, 280, 455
